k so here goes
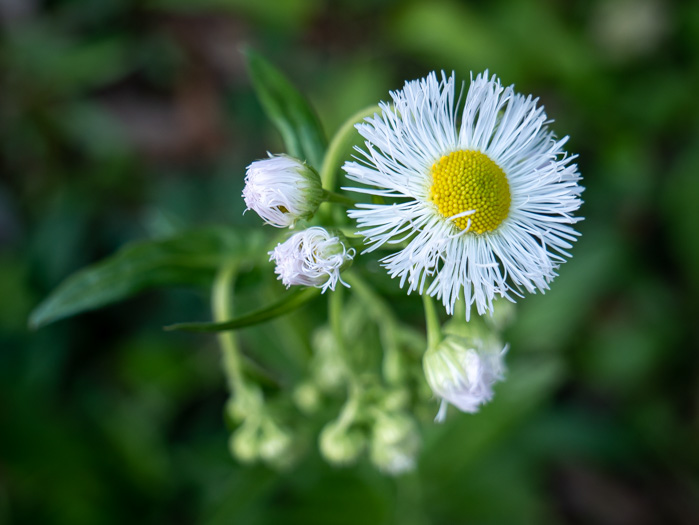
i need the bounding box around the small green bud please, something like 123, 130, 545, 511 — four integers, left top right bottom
293, 381, 321, 414
311, 327, 348, 393
370, 411, 420, 476
319, 420, 365, 466
258, 419, 296, 469
230, 419, 261, 463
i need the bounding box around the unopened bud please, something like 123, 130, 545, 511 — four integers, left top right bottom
311, 327, 348, 393
258, 419, 295, 469
243, 154, 323, 228
230, 419, 260, 463
423, 333, 508, 422
370, 411, 420, 475
293, 381, 321, 414
269, 227, 355, 293
319, 420, 365, 466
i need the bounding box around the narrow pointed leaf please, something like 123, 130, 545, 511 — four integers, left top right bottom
244, 48, 326, 169
165, 287, 321, 333
29, 227, 266, 329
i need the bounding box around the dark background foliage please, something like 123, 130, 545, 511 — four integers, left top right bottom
1, 0, 698, 523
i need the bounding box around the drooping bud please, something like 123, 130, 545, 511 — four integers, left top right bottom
243, 154, 324, 228
319, 420, 365, 466
423, 333, 508, 422
258, 419, 296, 469
311, 326, 348, 393
293, 381, 321, 414
269, 227, 355, 293
230, 419, 261, 463
369, 411, 420, 475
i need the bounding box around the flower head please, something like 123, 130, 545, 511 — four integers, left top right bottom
269, 227, 355, 292
423, 333, 507, 422
243, 154, 324, 228
344, 72, 583, 318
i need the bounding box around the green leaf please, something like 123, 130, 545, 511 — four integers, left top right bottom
244, 48, 327, 169
29, 227, 266, 329
164, 287, 321, 333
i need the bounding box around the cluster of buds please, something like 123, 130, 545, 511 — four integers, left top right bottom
318, 399, 421, 475
226, 385, 299, 469
241, 150, 510, 469
243, 154, 354, 292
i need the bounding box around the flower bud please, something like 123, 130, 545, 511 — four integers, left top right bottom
293, 381, 321, 414
258, 419, 296, 469
319, 420, 365, 466
243, 154, 324, 228
269, 227, 355, 293
423, 333, 508, 422
230, 419, 261, 463
370, 411, 420, 475
311, 327, 348, 393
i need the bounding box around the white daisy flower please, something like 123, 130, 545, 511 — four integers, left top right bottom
423, 333, 508, 422
343, 72, 583, 318
269, 227, 355, 293
243, 154, 324, 228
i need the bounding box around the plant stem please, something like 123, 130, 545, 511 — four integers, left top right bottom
329, 285, 345, 355
322, 189, 357, 207
320, 105, 380, 192
422, 294, 442, 351
315, 105, 381, 225
213, 261, 244, 393
345, 272, 404, 385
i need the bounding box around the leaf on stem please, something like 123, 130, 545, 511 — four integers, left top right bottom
244, 48, 327, 170
29, 227, 266, 329
165, 286, 321, 333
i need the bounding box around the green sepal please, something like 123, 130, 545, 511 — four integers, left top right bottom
165, 286, 321, 333
29, 227, 266, 329
244, 48, 327, 169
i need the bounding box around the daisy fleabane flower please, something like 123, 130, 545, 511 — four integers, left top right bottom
269, 227, 355, 293
243, 154, 323, 228
343, 71, 584, 318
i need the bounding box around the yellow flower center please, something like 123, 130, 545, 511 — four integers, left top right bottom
429, 150, 511, 234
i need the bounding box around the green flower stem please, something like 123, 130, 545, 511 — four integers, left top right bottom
345, 272, 404, 385
316, 105, 381, 225
320, 104, 381, 192
329, 285, 346, 355
422, 294, 442, 351
213, 261, 244, 393
336, 378, 362, 429
321, 189, 357, 207
329, 285, 366, 414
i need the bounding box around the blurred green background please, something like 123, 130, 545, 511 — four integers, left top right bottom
2, 0, 699, 523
